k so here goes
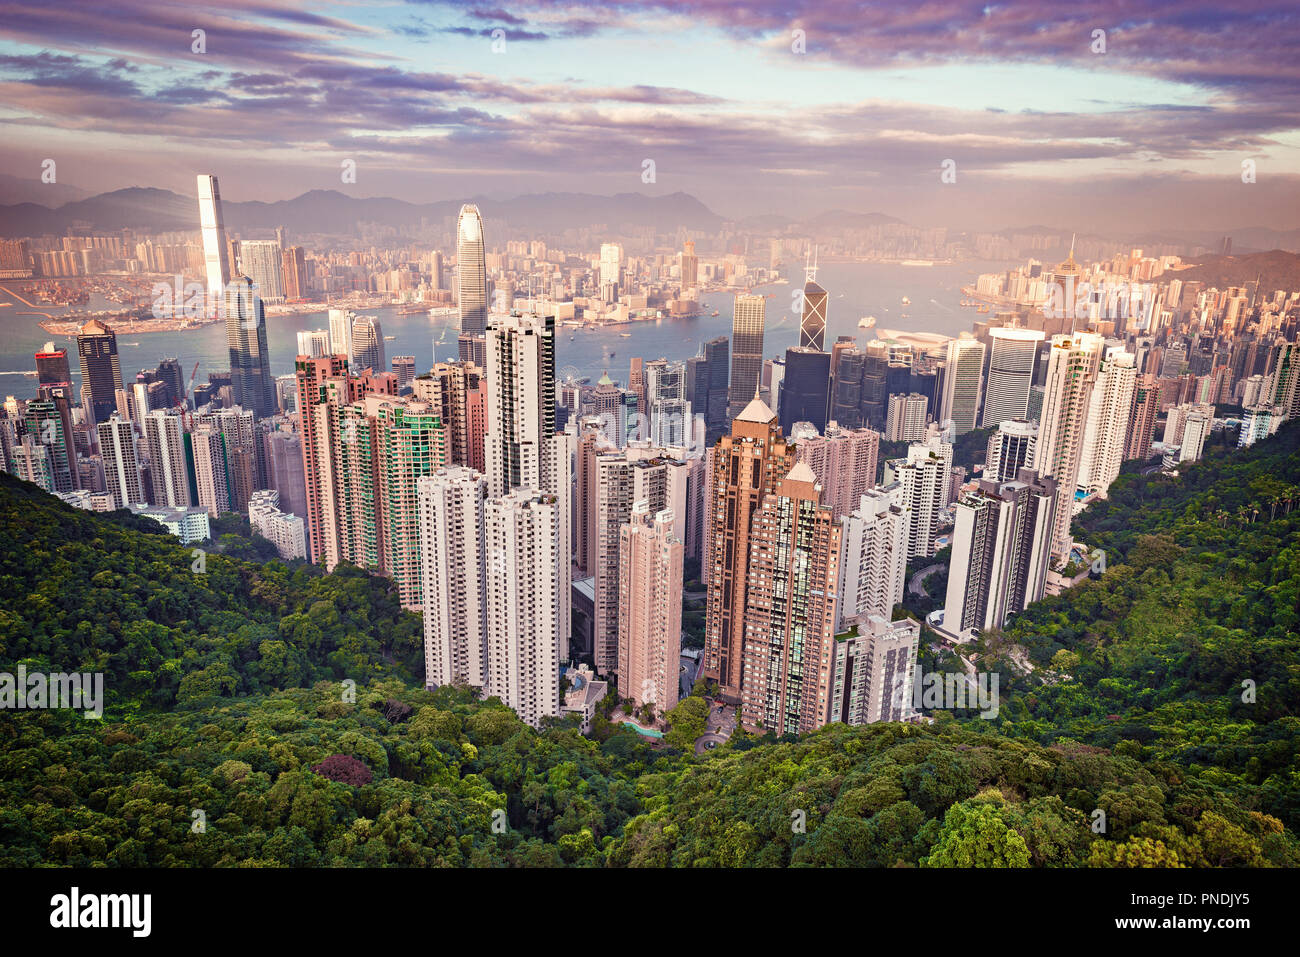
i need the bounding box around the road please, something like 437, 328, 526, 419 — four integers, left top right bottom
908, 564, 946, 598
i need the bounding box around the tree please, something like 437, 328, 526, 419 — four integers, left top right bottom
922, 802, 1031, 868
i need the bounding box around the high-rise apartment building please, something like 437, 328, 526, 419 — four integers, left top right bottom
1036, 332, 1104, 558
836, 487, 907, 632
942, 469, 1057, 641
418, 467, 489, 689
484, 489, 563, 728
592, 446, 690, 676
412, 361, 484, 469
483, 311, 572, 656
985, 419, 1037, 483
1124, 373, 1162, 461
889, 431, 952, 559
142, 410, 192, 507
792, 422, 880, 521
618, 502, 683, 712
739, 461, 841, 734
23, 398, 75, 493
238, 240, 285, 303
727, 294, 766, 418
828, 616, 920, 726
191, 424, 231, 518
885, 392, 928, 442
96, 413, 145, 508
703, 397, 795, 702
1077, 346, 1136, 497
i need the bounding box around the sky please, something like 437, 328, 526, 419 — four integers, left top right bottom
0, 0, 1298, 232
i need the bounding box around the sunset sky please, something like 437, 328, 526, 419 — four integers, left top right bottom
1, 0, 1298, 231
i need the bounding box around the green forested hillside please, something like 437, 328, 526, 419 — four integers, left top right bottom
0, 419, 1298, 867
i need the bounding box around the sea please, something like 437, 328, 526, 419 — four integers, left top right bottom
0, 259, 1013, 400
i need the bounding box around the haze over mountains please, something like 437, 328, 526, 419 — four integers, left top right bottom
0, 178, 1298, 263
0, 184, 724, 239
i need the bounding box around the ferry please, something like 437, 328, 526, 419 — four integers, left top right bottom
620, 332, 632, 337
858, 315, 877, 329
383, 335, 396, 341
901, 296, 911, 306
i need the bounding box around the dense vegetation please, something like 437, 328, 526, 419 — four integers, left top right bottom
1, 417, 1298, 867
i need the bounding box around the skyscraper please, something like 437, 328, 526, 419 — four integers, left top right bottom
836, 486, 908, 632
940, 336, 985, 434
225, 276, 275, 418
1036, 332, 1104, 557
76, 318, 121, 426
328, 309, 356, 366
372, 396, 447, 609
703, 396, 795, 702
1125, 375, 1161, 461
891, 431, 952, 559
592, 447, 690, 675
799, 261, 828, 351
828, 616, 920, 726
34, 342, 71, 387
680, 239, 698, 292
618, 502, 683, 712
793, 422, 880, 521
740, 461, 841, 734
727, 294, 766, 418
484, 489, 563, 728
392, 355, 416, 388
96, 413, 145, 508
885, 392, 928, 443
412, 361, 483, 469
982, 328, 1044, 427
197, 174, 231, 316
351, 315, 385, 374
456, 204, 488, 340
483, 311, 572, 656
297, 329, 330, 359
1077, 346, 1136, 497
418, 467, 489, 689
942, 469, 1057, 641
142, 410, 192, 507
779, 347, 832, 435
23, 398, 75, 493
985, 419, 1037, 483
238, 240, 285, 303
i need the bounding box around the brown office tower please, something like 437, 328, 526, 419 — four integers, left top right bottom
739, 462, 841, 734
1125, 374, 1162, 461
703, 396, 794, 703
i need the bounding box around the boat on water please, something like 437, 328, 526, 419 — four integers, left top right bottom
383, 335, 396, 341
710, 310, 719, 317
858, 315, 877, 329
901, 296, 911, 306
620, 332, 632, 337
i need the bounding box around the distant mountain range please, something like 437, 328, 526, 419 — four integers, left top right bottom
0, 186, 725, 239
1170, 249, 1300, 291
